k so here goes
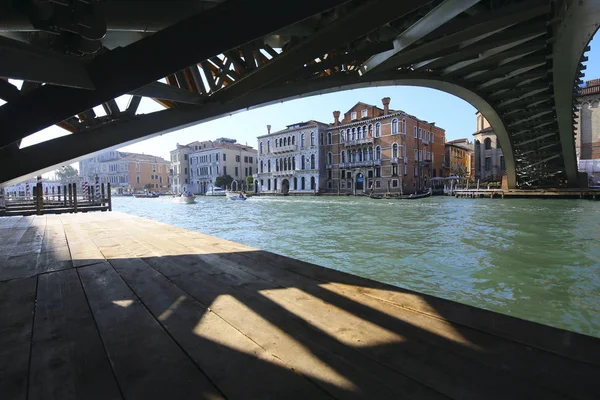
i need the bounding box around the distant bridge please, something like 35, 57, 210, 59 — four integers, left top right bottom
0, 0, 599, 188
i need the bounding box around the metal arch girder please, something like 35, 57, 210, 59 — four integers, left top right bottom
358, 0, 483, 76
0, 71, 517, 189
552, 0, 600, 187
0, 36, 95, 89
0, 0, 350, 150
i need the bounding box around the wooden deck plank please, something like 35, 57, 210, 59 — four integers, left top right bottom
78, 262, 224, 400
111, 257, 333, 400
28, 269, 122, 400
0, 277, 37, 400
200, 248, 600, 399
142, 254, 445, 400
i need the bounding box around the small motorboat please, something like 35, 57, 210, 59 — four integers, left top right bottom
228, 192, 248, 201
172, 194, 196, 204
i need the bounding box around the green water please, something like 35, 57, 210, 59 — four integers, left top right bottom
114, 195, 600, 337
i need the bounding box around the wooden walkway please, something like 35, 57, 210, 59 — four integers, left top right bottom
1, 212, 599, 400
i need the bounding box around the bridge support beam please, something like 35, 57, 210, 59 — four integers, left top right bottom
552, 0, 600, 187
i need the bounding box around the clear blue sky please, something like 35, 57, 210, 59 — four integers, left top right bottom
14, 35, 600, 165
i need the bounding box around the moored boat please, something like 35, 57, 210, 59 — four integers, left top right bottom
228, 192, 248, 201
133, 192, 159, 198
205, 186, 227, 196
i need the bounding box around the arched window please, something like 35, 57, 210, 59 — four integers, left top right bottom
284, 158, 288, 171
267, 160, 271, 172
327, 152, 332, 164
484, 138, 492, 150
301, 155, 306, 170
259, 142, 263, 155
301, 177, 306, 190
310, 154, 316, 169
358, 150, 363, 162
310, 177, 316, 190
362, 148, 368, 161
293, 177, 297, 190
340, 130, 345, 142
327, 132, 332, 145
402, 119, 406, 134
275, 159, 279, 171
368, 147, 373, 160
341, 151, 346, 163
392, 119, 398, 134
362, 126, 367, 139
292, 136, 296, 145
392, 143, 398, 158
375, 123, 381, 137
300, 133, 305, 148
414, 149, 418, 160
292, 157, 296, 170
288, 157, 292, 170
352, 128, 356, 140
310, 132, 315, 146
368, 124, 373, 137
375, 146, 381, 160
260, 160, 263, 173
267, 140, 271, 152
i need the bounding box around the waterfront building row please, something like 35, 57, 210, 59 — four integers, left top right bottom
79, 151, 171, 193
254, 97, 448, 195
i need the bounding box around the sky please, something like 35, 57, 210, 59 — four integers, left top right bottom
10, 34, 600, 170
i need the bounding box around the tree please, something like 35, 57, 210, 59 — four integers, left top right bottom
214, 174, 234, 189
55, 165, 78, 182
245, 175, 254, 189
144, 183, 153, 190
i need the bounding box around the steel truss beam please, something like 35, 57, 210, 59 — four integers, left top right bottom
0, 0, 350, 150
358, 0, 482, 75
129, 82, 204, 105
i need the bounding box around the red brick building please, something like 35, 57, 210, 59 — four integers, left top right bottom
321, 97, 446, 194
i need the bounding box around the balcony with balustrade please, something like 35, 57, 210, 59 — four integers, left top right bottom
272, 170, 295, 177
342, 137, 374, 147
339, 159, 381, 168
271, 144, 297, 154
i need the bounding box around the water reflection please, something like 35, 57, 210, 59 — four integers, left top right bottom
114, 196, 600, 337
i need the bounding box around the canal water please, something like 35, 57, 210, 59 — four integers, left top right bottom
113, 196, 600, 337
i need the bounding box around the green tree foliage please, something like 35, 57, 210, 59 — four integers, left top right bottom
214, 174, 234, 189
245, 175, 254, 189
144, 183, 153, 190
55, 165, 79, 181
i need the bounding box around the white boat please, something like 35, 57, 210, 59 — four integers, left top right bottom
205, 186, 227, 196
172, 194, 196, 204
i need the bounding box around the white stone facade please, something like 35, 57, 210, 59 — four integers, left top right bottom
255, 121, 327, 194
188, 143, 257, 194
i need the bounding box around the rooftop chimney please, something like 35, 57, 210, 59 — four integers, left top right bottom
333, 111, 340, 126
267, 125, 271, 134
382, 97, 391, 115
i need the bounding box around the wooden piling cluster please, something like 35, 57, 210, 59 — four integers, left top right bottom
1, 182, 112, 216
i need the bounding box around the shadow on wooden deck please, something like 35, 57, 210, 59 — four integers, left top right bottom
1, 214, 599, 400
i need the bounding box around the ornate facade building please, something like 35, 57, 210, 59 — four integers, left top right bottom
473, 112, 505, 182
445, 138, 474, 179
255, 121, 328, 194
322, 97, 446, 194
575, 79, 600, 185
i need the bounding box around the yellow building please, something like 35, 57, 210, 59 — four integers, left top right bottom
445, 139, 474, 179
